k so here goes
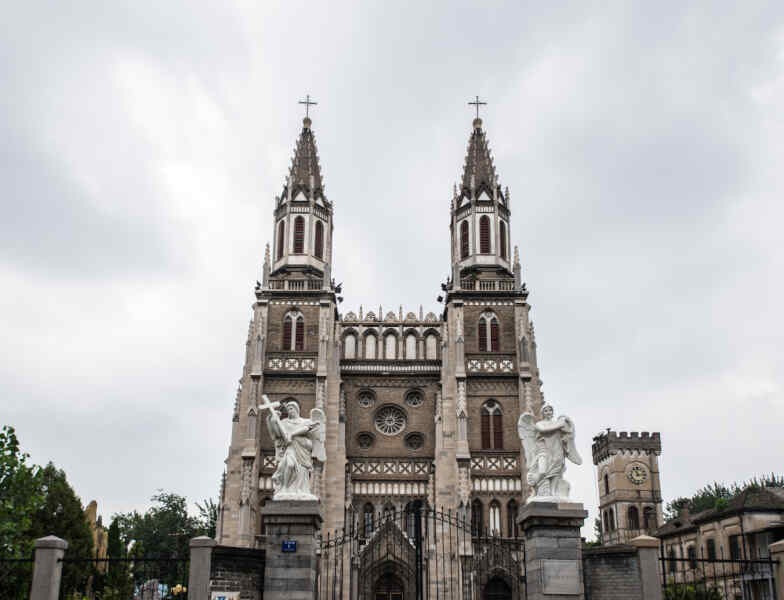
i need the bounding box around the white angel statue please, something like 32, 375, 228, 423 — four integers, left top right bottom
517, 404, 582, 503
258, 395, 326, 501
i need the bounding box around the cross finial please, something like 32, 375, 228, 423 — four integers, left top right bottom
298, 94, 318, 118
468, 95, 487, 119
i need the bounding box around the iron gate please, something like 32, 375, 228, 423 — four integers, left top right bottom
319, 505, 526, 600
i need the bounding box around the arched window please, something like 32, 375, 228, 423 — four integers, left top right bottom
687, 545, 697, 569
489, 500, 501, 534
293, 216, 305, 253
479, 215, 490, 254
480, 400, 503, 449
283, 315, 292, 350
643, 507, 656, 531
364, 333, 377, 359
405, 333, 417, 359
385, 333, 396, 359
363, 502, 374, 535
425, 333, 437, 359
608, 508, 615, 531
283, 310, 304, 351
603, 511, 610, 534
460, 220, 469, 259
507, 499, 519, 538
668, 548, 677, 573
499, 220, 507, 260
471, 499, 483, 535
314, 220, 324, 259
478, 312, 499, 352
277, 220, 285, 260
344, 333, 356, 359
628, 506, 640, 530
604, 473, 610, 496
706, 538, 716, 560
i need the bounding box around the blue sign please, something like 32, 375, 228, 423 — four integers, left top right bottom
282, 540, 297, 553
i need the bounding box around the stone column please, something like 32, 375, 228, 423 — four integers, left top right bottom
518, 502, 588, 600
261, 500, 323, 600
30, 536, 68, 600
769, 540, 784, 600
631, 535, 664, 600
188, 536, 216, 600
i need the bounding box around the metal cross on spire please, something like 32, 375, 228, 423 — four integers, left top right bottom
468, 95, 487, 119
298, 94, 318, 118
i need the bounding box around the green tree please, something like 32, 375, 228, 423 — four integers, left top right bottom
196, 498, 218, 539
0, 426, 43, 556
665, 475, 784, 520
103, 519, 132, 598
28, 463, 94, 596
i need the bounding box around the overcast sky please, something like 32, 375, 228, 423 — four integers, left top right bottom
2, 1, 783, 535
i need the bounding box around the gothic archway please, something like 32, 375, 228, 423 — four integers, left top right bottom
483, 576, 512, 600
374, 573, 404, 600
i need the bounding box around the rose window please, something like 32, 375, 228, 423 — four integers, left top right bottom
357, 432, 374, 449
404, 433, 424, 450
405, 390, 423, 407
374, 406, 407, 436
358, 391, 375, 408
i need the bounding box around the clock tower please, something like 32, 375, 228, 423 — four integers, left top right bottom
591, 430, 663, 544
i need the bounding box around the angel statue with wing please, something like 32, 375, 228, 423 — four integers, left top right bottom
258, 394, 326, 501
517, 404, 582, 503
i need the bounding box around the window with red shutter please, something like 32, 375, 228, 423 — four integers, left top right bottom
277, 220, 285, 260
295, 316, 304, 351
492, 412, 503, 449
490, 318, 499, 352
293, 216, 305, 253
460, 221, 469, 259
500, 221, 507, 260
478, 320, 488, 352
479, 215, 490, 254
480, 409, 491, 448
314, 220, 324, 259
282, 316, 292, 350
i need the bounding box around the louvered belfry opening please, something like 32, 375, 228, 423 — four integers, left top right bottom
500, 220, 507, 259
479, 215, 490, 254
481, 400, 503, 449
293, 216, 305, 253
478, 319, 488, 351
460, 220, 469, 258
282, 316, 292, 350
314, 220, 324, 259
490, 317, 499, 351
295, 315, 304, 351
277, 220, 285, 259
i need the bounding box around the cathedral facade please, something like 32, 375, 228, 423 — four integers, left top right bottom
216, 114, 545, 547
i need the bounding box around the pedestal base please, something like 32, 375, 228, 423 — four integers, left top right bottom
260, 500, 322, 600
518, 501, 588, 600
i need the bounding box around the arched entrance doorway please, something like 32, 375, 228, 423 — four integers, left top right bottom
374, 573, 404, 600
483, 576, 512, 600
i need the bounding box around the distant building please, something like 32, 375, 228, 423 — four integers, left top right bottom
656, 487, 784, 598
591, 429, 664, 544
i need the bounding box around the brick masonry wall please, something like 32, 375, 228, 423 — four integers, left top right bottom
463, 304, 516, 353
582, 545, 643, 600
267, 303, 320, 352
210, 545, 266, 600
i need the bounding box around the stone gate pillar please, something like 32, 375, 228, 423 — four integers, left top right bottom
518, 501, 588, 600
260, 500, 322, 600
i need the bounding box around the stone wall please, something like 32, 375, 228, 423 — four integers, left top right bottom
582, 545, 642, 600
210, 545, 265, 600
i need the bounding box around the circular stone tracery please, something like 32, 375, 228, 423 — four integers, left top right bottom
358, 390, 376, 408
374, 405, 407, 436
357, 432, 375, 449
404, 432, 424, 450
405, 390, 423, 407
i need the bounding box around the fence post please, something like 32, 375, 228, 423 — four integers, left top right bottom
769, 540, 784, 600
188, 536, 216, 600
631, 535, 663, 600
30, 535, 68, 600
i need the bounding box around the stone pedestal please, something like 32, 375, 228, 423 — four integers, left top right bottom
260, 500, 323, 600
518, 501, 588, 600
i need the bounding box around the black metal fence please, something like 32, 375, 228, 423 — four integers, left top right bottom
0, 555, 34, 600
659, 545, 778, 600
57, 556, 189, 600
319, 505, 526, 600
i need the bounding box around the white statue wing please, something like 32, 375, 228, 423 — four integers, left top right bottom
517, 412, 536, 467
561, 416, 583, 465
309, 408, 326, 463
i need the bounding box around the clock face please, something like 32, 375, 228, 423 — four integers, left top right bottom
627, 464, 648, 485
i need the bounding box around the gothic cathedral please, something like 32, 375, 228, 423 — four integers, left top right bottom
216, 114, 546, 546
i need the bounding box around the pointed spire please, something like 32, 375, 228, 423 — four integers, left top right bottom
285, 117, 324, 201
262, 243, 271, 286
460, 118, 498, 199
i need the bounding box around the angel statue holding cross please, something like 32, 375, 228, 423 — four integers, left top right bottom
258, 394, 326, 501
517, 403, 582, 503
